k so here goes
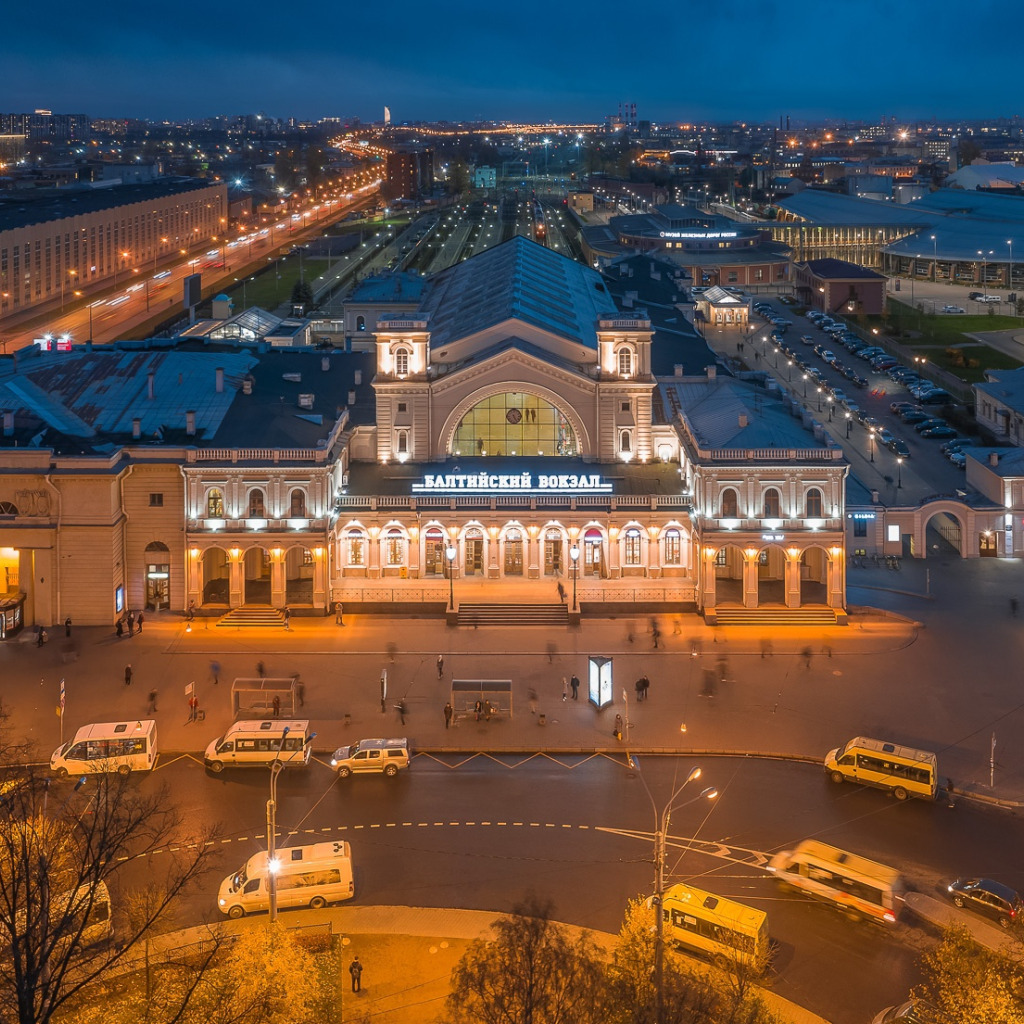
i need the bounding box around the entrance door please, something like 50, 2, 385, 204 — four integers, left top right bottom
979, 532, 998, 557
544, 531, 563, 576
504, 530, 524, 576
146, 564, 170, 611
424, 529, 445, 575
584, 529, 604, 577
464, 532, 484, 576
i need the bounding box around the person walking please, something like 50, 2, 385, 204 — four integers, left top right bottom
283, 607, 291, 631
256, 660, 266, 679
760, 638, 773, 659
187, 599, 195, 622
801, 646, 813, 669
437, 654, 444, 679
294, 677, 305, 708
115, 619, 124, 639
124, 664, 132, 687
613, 713, 623, 741
570, 674, 580, 700
147, 688, 158, 714
210, 660, 221, 685
444, 702, 453, 729
188, 693, 199, 722
127, 612, 135, 636
641, 676, 650, 701
528, 687, 538, 715
136, 611, 144, 633
397, 699, 407, 726
64, 616, 72, 638
561, 676, 568, 702
556, 581, 566, 603
272, 695, 281, 718
335, 601, 344, 626
635, 677, 644, 703
349, 957, 363, 993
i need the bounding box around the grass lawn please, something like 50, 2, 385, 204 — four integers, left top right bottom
883, 299, 1022, 343
908, 342, 1022, 382
224, 258, 332, 312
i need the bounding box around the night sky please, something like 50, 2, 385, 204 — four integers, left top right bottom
5, 0, 1021, 123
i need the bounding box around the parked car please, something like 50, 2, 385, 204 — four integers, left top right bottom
799, 334, 814, 345
921, 425, 959, 439
870, 356, 899, 371
941, 305, 966, 314
830, 388, 849, 404
888, 438, 911, 458
842, 401, 861, 416
860, 414, 882, 429
870, 999, 948, 1024
850, 375, 869, 389
857, 347, 885, 361
947, 878, 1023, 928
900, 410, 932, 424
941, 438, 975, 453
949, 452, 967, 468
919, 390, 953, 405
913, 418, 947, 432
976, 294, 1002, 303
877, 428, 896, 446
890, 400, 917, 414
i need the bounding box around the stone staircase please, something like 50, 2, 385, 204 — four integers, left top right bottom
216, 605, 286, 628
710, 606, 841, 627
456, 603, 569, 627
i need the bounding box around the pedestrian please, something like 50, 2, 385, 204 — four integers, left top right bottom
294, 677, 305, 707
1011, 597, 1019, 617
760, 638, 773, 659
124, 664, 132, 687
127, 612, 135, 636
36, 628, 48, 647
210, 660, 221, 685
437, 654, 444, 679
257, 660, 266, 679
700, 668, 716, 698
561, 676, 568, 701
556, 581, 566, 603
136, 611, 144, 633
188, 693, 199, 722
335, 601, 344, 626
397, 699, 407, 726
115, 619, 124, 639
187, 599, 195, 622
570, 673, 580, 700
801, 646, 813, 669
528, 687, 538, 714
483, 699, 492, 721
626, 623, 635, 644
613, 713, 623, 741
672, 617, 682, 636
716, 657, 727, 683
652, 625, 661, 650
147, 688, 158, 713
546, 642, 556, 664
283, 607, 291, 631
349, 956, 363, 993
444, 702, 453, 728
641, 676, 650, 701
635, 677, 644, 703
272, 694, 281, 718
474, 699, 482, 722
64, 616, 72, 638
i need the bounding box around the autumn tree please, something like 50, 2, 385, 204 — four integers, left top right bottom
0, 766, 218, 1024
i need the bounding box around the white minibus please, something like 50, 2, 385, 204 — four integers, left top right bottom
50, 721, 158, 777
217, 841, 354, 918
825, 736, 937, 800
204, 720, 312, 772
768, 840, 905, 924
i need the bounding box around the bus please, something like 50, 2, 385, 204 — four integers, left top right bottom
50, 721, 158, 777
654, 882, 770, 971
767, 840, 905, 924
825, 736, 937, 801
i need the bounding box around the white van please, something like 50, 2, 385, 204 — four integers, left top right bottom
14, 880, 113, 950
50, 721, 158, 777
204, 720, 312, 772
217, 841, 354, 918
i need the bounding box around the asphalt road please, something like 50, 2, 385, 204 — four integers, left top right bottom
105, 753, 1024, 1024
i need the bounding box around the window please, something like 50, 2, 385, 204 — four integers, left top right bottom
385, 528, 405, 566
397, 402, 407, 412
719, 488, 738, 518
396, 430, 408, 454
621, 401, 631, 412
887, 524, 900, 543
149, 493, 163, 507
356, 315, 366, 332
394, 347, 409, 376
762, 488, 781, 518
348, 530, 365, 566
664, 529, 681, 565
624, 528, 642, 565
715, 549, 727, 566
206, 488, 224, 517
248, 488, 265, 517
617, 348, 633, 376
289, 489, 306, 517
619, 430, 632, 453
805, 488, 823, 518
853, 519, 867, 538
302, 548, 314, 566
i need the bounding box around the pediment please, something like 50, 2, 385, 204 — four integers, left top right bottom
432, 341, 594, 396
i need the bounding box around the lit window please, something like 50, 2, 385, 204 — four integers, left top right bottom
290, 489, 306, 517
624, 528, 642, 565
348, 530, 365, 566
762, 488, 781, 518
664, 529, 681, 564
386, 528, 405, 565
719, 488, 738, 518
805, 488, 823, 518
617, 348, 633, 376
394, 347, 409, 376
248, 488, 265, 517
206, 488, 224, 517
619, 430, 632, 453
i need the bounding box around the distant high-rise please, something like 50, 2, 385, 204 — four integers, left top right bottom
384, 106, 391, 125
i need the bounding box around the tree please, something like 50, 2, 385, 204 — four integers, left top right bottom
448, 160, 471, 196
0, 765, 218, 1024
446, 896, 607, 1024
957, 140, 982, 167
291, 278, 314, 310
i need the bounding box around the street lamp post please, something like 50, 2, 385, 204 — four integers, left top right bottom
802, 373, 809, 398
869, 429, 876, 463
1008, 239, 1014, 294
570, 543, 580, 611
931, 234, 937, 281
897, 457, 903, 488
845, 411, 852, 437
827, 395, 834, 421
816, 386, 823, 412
445, 543, 457, 611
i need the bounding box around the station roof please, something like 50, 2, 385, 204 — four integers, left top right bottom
797, 258, 886, 281
418, 236, 618, 350
777, 190, 934, 228
347, 270, 427, 304
0, 178, 219, 234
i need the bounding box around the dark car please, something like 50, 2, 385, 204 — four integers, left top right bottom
901, 410, 933, 424
914, 418, 947, 433
948, 878, 1023, 928
850, 375, 869, 389
919, 390, 953, 405
888, 438, 911, 458
871, 1000, 948, 1024
921, 425, 959, 439
891, 401, 916, 414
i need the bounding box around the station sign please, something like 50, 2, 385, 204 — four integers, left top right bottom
659, 231, 737, 239
412, 471, 612, 494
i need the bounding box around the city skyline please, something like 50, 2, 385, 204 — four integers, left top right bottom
5, 0, 1024, 124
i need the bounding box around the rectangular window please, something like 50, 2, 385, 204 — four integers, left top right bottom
853, 520, 867, 538
149, 493, 163, 507
887, 524, 900, 543
664, 532, 681, 565
349, 538, 365, 566
397, 402, 407, 412
624, 532, 642, 565
386, 537, 404, 565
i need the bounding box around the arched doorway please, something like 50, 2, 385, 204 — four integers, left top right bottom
463, 527, 485, 577
583, 528, 605, 578
243, 548, 271, 603
202, 548, 229, 605
144, 541, 170, 611
756, 546, 786, 605
285, 547, 312, 604
925, 511, 964, 558
543, 528, 564, 577
799, 547, 829, 605
503, 527, 524, 576
423, 527, 446, 577
714, 544, 744, 604
451, 392, 580, 457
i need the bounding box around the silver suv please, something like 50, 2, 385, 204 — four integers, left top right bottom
330, 738, 409, 777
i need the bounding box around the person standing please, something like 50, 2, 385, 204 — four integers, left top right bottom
561, 676, 568, 702
801, 646, 813, 670
124, 664, 132, 687
444, 702, 453, 729
556, 582, 566, 603
641, 676, 650, 701
570, 674, 580, 700
147, 688, 158, 713
437, 654, 444, 679
188, 693, 199, 722
64, 616, 72, 638
335, 601, 344, 626
272, 694, 281, 718
635, 677, 644, 703
283, 607, 291, 631
294, 677, 305, 707
127, 611, 135, 636
349, 957, 363, 993
115, 619, 124, 639
136, 611, 144, 633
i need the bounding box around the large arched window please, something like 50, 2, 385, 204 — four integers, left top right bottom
619, 429, 632, 454
347, 529, 365, 566
0, 501, 17, 516
248, 488, 265, 517
394, 347, 409, 377
719, 488, 738, 518
805, 488, 823, 518
762, 488, 781, 518
664, 528, 681, 565
206, 488, 224, 517
385, 528, 405, 566
617, 347, 634, 377
290, 489, 307, 518
451, 393, 579, 457
623, 527, 642, 566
